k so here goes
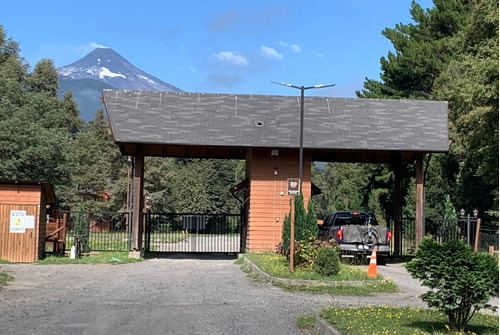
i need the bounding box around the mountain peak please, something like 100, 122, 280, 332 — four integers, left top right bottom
57, 48, 182, 92
57, 47, 182, 121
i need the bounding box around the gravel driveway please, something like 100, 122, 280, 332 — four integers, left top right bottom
0, 255, 496, 335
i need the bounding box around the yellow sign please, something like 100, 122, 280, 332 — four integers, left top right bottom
10, 210, 26, 233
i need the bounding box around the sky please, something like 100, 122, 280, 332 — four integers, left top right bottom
1, 0, 434, 98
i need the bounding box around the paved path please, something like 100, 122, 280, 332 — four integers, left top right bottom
0, 255, 496, 335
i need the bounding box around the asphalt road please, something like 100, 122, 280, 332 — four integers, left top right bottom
0, 255, 496, 335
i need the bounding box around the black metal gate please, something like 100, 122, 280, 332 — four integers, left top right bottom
145, 212, 243, 253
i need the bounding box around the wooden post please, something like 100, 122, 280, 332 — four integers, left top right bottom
474, 218, 481, 252
415, 154, 424, 247
290, 196, 295, 272
393, 158, 402, 256
131, 145, 145, 251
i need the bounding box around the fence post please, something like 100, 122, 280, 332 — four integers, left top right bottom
473, 218, 481, 252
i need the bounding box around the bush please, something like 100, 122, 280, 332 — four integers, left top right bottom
315, 244, 341, 276
294, 230, 320, 268
406, 237, 499, 332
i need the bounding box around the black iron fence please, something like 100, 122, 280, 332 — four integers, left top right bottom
61, 210, 129, 252
388, 218, 417, 256
388, 217, 496, 256
145, 212, 242, 253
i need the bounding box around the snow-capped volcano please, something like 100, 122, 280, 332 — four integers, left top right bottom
57, 48, 182, 120
58, 48, 182, 92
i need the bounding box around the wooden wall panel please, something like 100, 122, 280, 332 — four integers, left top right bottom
246, 149, 312, 252
0, 204, 39, 262
0, 184, 41, 205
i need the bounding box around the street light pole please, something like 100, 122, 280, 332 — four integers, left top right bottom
271, 81, 334, 272
271, 81, 335, 193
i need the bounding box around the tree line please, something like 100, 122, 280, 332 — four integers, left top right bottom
0, 0, 497, 224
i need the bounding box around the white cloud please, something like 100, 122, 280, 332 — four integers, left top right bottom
290, 44, 302, 53
213, 51, 249, 66
274, 41, 301, 53
261, 46, 283, 59
90, 42, 107, 49
316, 53, 325, 58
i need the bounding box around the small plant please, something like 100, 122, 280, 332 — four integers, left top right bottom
406, 237, 499, 332
0, 271, 13, 292
294, 230, 320, 268
315, 244, 341, 276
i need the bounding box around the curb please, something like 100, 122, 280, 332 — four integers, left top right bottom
241, 256, 386, 335
242, 257, 383, 287
314, 317, 343, 335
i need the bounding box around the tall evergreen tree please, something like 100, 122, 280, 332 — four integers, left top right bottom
355, 0, 498, 223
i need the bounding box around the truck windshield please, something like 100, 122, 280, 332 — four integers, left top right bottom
334, 214, 377, 226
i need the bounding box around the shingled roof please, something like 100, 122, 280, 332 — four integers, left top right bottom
102, 90, 448, 161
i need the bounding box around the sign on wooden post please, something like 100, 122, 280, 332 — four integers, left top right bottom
287, 178, 299, 272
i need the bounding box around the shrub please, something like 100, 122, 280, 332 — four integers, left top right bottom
315, 244, 341, 276
294, 230, 320, 268
279, 194, 318, 256
406, 237, 499, 332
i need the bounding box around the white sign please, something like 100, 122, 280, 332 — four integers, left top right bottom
10, 210, 26, 233
25, 216, 35, 229
287, 178, 300, 196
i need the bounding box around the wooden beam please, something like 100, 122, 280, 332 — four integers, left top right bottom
393, 155, 402, 256
132, 145, 145, 251
415, 154, 424, 247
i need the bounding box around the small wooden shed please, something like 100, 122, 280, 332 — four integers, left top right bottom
0, 180, 56, 262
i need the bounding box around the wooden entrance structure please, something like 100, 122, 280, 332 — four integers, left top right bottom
102, 90, 448, 254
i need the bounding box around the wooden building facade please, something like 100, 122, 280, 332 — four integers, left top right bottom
0, 180, 55, 262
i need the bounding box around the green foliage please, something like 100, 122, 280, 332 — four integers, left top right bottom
168, 158, 240, 213
443, 194, 457, 219
73, 201, 90, 253
314, 244, 341, 276
63, 110, 125, 211
320, 305, 499, 335
280, 213, 291, 254
280, 194, 318, 255
406, 237, 499, 331
294, 230, 320, 268
312, 163, 370, 218
357, 0, 499, 223
0, 271, 13, 292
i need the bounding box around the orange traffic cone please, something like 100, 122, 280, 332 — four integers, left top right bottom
367, 249, 377, 277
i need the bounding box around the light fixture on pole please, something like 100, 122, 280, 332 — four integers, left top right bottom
271, 80, 335, 272
271, 81, 335, 193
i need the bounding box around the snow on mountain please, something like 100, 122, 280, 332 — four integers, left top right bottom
57, 48, 182, 120
57, 47, 182, 92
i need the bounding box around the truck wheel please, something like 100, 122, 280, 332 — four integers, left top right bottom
377, 255, 387, 266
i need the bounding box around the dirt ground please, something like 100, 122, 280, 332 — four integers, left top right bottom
0, 254, 495, 335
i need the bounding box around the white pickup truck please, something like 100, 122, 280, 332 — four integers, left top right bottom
317, 211, 392, 265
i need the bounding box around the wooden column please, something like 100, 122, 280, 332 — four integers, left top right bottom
415, 154, 424, 247
393, 157, 402, 256
131, 145, 145, 251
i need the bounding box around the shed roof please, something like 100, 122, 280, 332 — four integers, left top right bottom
0, 179, 56, 204
102, 90, 448, 162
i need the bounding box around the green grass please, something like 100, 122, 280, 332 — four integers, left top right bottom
36, 252, 143, 265
242, 252, 398, 295
296, 314, 316, 330
320, 305, 499, 335
244, 252, 384, 281
0, 271, 13, 292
